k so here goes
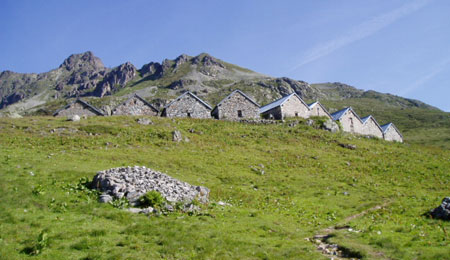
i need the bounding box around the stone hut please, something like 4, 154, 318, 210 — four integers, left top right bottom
381, 123, 403, 142
260, 93, 310, 120
211, 90, 260, 120
161, 91, 211, 118
331, 107, 363, 134
361, 115, 383, 138
53, 99, 104, 117
112, 94, 159, 116
308, 101, 332, 119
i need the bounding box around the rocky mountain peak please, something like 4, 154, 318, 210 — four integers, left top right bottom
193, 53, 225, 68
0, 70, 16, 79
93, 62, 137, 97
174, 54, 190, 67
59, 51, 105, 72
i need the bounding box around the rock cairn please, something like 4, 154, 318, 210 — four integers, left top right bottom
430, 197, 450, 220
92, 166, 209, 206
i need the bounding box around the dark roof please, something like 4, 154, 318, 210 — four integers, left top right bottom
330, 107, 362, 123
307, 101, 332, 118
361, 115, 383, 132
113, 94, 159, 112
380, 122, 403, 138
260, 93, 309, 113
212, 90, 260, 113
164, 91, 212, 110
53, 98, 105, 116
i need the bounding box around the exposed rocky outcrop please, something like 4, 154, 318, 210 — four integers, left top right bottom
93, 62, 137, 97
167, 79, 197, 90
140, 62, 163, 79
92, 166, 210, 205
193, 53, 225, 68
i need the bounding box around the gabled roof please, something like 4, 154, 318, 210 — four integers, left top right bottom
361, 115, 383, 132
114, 94, 159, 112
307, 101, 333, 118
330, 107, 362, 123
53, 98, 104, 116
214, 90, 260, 111
260, 93, 309, 113
164, 91, 212, 110
380, 122, 403, 138
308, 101, 319, 109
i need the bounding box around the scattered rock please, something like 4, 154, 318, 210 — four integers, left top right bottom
338, 143, 357, 150
306, 119, 314, 126
430, 197, 450, 220
172, 130, 182, 142
67, 115, 80, 122
6, 112, 22, 118
322, 119, 340, 133
99, 193, 113, 203
137, 118, 153, 125
92, 166, 210, 207
218, 201, 231, 206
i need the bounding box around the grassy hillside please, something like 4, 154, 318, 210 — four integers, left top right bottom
0, 116, 448, 259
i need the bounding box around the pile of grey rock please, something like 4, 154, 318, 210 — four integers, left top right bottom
430, 197, 450, 220
92, 166, 209, 213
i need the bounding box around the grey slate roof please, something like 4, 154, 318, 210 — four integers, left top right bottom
164, 91, 212, 110
53, 98, 105, 116
260, 93, 309, 114
330, 107, 362, 122
380, 122, 403, 138
308, 101, 319, 109
114, 94, 159, 112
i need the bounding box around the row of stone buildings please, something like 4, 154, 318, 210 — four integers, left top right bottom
53, 90, 403, 142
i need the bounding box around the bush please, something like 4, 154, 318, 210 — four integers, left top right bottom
138, 190, 166, 209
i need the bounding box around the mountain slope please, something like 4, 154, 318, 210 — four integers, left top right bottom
0, 51, 448, 148
0, 116, 448, 259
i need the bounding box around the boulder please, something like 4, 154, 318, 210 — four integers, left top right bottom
99, 193, 113, 203
67, 115, 80, 121
322, 119, 340, 133
137, 118, 153, 125
172, 130, 182, 142
430, 197, 450, 220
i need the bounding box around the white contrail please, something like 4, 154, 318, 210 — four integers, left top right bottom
287, 0, 433, 73
399, 57, 450, 96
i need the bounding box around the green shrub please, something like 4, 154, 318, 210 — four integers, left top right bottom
138, 190, 166, 208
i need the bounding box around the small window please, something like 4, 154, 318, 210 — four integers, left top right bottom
237, 110, 243, 118
316, 107, 320, 116
295, 112, 299, 117
187, 112, 191, 118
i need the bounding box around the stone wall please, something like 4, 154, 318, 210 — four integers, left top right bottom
213, 92, 260, 120
163, 94, 211, 118
384, 127, 403, 142
309, 103, 331, 119
261, 107, 282, 119
362, 118, 383, 138
112, 96, 158, 116
280, 96, 309, 119
339, 110, 364, 134
55, 102, 99, 117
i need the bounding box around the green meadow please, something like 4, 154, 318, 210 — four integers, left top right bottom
0, 116, 448, 259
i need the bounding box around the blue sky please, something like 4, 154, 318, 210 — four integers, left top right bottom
1, 0, 449, 111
